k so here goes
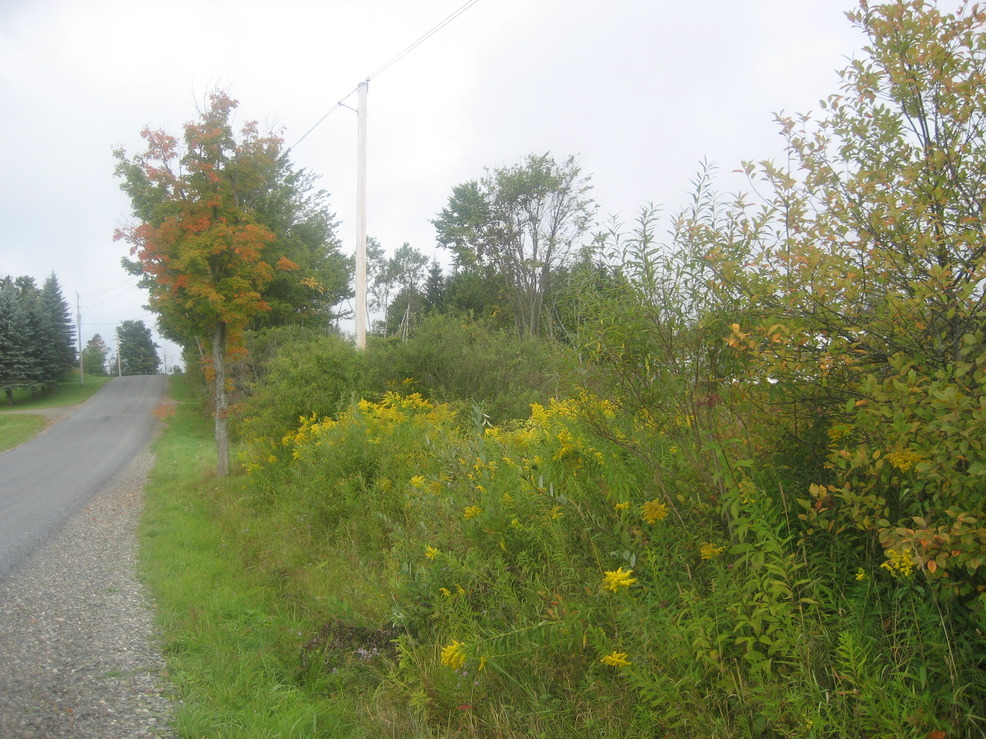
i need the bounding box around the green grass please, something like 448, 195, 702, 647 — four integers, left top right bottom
0, 376, 114, 452
0, 375, 112, 411
139, 375, 364, 738
0, 413, 49, 453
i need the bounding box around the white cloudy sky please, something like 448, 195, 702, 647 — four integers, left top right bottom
0, 0, 868, 365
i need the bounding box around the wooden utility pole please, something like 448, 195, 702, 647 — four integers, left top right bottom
76, 292, 84, 384
355, 79, 369, 350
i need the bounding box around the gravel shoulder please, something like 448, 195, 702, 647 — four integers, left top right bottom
0, 448, 177, 738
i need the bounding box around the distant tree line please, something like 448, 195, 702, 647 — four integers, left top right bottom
0, 273, 76, 403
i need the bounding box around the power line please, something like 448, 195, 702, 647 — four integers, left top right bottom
368, 0, 481, 80
289, 0, 481, 152
80, 276, 139, 298
82, 283, 140, 308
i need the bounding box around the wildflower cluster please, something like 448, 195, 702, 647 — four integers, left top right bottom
700, 542, 726, 561
886, 448, 925, 472
440, 640, 467, 670
258, 392, 455, 469
527, 395, 608, 468
641, 499, 668, 524
602, 567, 637, 592
880, 548, 915, 578
600, 651, 632, 667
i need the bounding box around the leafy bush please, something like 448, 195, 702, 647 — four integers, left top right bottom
363, 312, 577, 423
232, 328, 362, 453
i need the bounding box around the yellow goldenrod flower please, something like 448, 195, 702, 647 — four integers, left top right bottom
700, 542, 725, 560
440, 640, 466, 670
641, 499, 668, 524
463, 506, 482, 519
439, 587, 452, 598
425, 546, 440, 560
855, 568, 866, 581
410, 475, 426, 489
887, 449, 924, 472
600, 651, 631, 667
880, 548, 915, 578
602, 567, 637, 592
614, 501, 630, 511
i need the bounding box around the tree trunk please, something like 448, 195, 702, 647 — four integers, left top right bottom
212, 323, 230, 478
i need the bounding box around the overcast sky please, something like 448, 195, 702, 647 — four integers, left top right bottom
0, 0, 868, 366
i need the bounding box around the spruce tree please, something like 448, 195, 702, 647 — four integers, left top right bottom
0, 278, 35, 402
117, 320, 160, 375
82, 334, 110, 376
40, 273, 76, 381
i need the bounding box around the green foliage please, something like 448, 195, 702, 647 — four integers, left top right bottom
434, 153, 597, 338
143, 3, 986, 735
368, 241, 429, 338
39, 273, 76, 381
82, 333, 110, 376
707, 0, 986, 613
117, 319, 160, 375
233, 328, 361, 449
247, 163, 352, 329
363, 312, 576, 423
0, 274, 77, 400
115, 90, 351, 476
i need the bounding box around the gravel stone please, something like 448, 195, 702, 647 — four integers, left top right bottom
0, 449, 176, 738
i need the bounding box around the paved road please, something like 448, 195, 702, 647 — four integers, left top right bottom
0, 375, 166, 578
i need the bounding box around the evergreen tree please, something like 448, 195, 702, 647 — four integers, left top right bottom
423, 260, 446, 312
12, 277, 48, 389
117, 320, 160, 375
82, 334, 110, 376
40, 273, 76, 381
0, 278, 35, 403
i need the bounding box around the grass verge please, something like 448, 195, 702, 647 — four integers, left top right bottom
0, 376, 114, 453
0, 375, 112, 410
139, 375, 363, 738
0, 414, 49, 453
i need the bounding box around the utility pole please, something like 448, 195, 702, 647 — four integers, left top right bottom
355, 79, 369, 350
76, 292, 84, 385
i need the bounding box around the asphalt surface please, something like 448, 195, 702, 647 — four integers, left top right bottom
0, 375, 167, 579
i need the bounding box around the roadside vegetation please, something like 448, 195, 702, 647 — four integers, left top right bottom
0, 376, 112, 453
0, 414, 47, 453
135, 3, 986, 736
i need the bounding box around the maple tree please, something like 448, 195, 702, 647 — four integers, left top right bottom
115, 91, 302, 475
